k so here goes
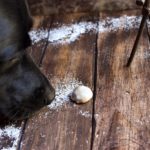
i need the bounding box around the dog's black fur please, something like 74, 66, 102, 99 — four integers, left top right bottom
0, 0, 55, 120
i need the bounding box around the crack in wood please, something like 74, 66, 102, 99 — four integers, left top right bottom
38, 16, 54, 66
90, 19, 99, 150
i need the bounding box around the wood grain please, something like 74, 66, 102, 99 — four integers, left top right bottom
28, 16, 53, 65
93, 12, 150, 149
1, 10, 149, 150
20, 13, 98, 150
27, 0, 138, 16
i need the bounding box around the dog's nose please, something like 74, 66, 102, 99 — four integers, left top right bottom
34, 86, 55, 105
34, 86, 45, 98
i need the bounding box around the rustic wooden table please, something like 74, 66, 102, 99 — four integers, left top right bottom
0, 10, 150, 150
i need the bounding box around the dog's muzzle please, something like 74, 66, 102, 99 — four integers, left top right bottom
0, 53, 55, 120
0, 0, 55, 120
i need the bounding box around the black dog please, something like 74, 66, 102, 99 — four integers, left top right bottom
0, 0, 55, 120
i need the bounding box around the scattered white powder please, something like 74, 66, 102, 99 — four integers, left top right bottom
48, 77, 83, 109
79, 110, 99, 118
29, 29, 49, 43
29, 15, 142, 45
143, 51, 150, 59
98, 15, 141, 32
48, 22, 97, 44
79, 110, 92, 118
0, 125, 21, 150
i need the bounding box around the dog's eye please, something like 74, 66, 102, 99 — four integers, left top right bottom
0, 57, 21, 73
9, 57, 20, 64
5, 57, 20, 69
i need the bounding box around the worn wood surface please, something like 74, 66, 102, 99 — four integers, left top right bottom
21, 13, 98, 150
28, 16, 53, 64
0, 10, 150, 150
93, 13, 150, 149
27, 0, 138, 16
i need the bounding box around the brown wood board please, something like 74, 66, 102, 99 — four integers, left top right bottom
1, 10, 150, 150
28, 16, 53, 64
20, 13, 98, 150
92, 13, 150, 149
27, 0, 138, 16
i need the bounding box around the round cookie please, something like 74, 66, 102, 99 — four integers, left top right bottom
71, 85, 93, 104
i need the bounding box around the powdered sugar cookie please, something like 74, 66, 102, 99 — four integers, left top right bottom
71, 86, 93, 104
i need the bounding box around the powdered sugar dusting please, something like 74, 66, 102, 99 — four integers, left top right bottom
29, 15, 141, 45
29, 29, 49, 43
79, 110, 92, 118
0, 125, 21, 150
48, 77, 83, 109
98, 15, 141, 32
48, 22, 97, 44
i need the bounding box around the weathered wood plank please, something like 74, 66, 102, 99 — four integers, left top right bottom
27, 0, 138, 16
28, 16, 52, 64
20, 13, 98, 150
93, 12, 150, 149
